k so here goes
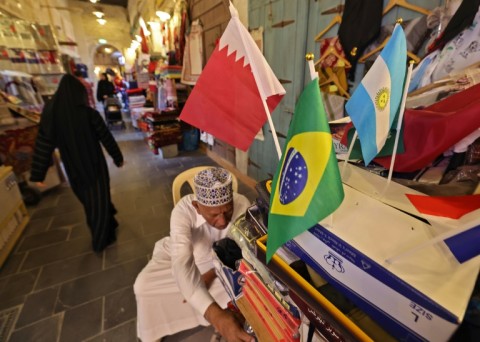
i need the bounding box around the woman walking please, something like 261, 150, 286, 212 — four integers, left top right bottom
30, 74, 124, 252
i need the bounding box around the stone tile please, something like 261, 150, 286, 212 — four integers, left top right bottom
16, 228, 70, 252
133, 195, 157, 211
21, 237, 92, 271
85, 319, 137, 342
115, 205, 154, 223
33, 190, 60, 210
0, 269, 39, 311
22, 217, 52, 237
16, 287, 59, 328
110, 181, 150, 195
103, 287, 136, 330
152, 202, 174, 217
50, 210, 86, 229
163, 325, 215, 342
35, 253, 103, 290
69, 222, 91, 240
59, 299, 102, 342
104, 238, 153, 268
141, 214, 171, 237
0, 253, 25, 278
8, 314, 61, 342
56, 258, 146, 310
30, 200, 82, 220
0, 306, 21, 341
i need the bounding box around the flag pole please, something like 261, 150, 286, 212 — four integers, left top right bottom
341, 131, 358, 178
381, 60, 415, 196
227, 2, 283, 159
307, 53, 335, 227
262, 100, 283, 159
306, 53, 317, 80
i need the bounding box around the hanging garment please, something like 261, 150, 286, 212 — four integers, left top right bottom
428, 0, 480, 52
181, 20, 204, 85
338, 0, 383, 74
431, 8, 480, 81
318, 37, 350, 69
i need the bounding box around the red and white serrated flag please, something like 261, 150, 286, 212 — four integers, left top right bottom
406, 194, 480, 263
179, 2, 285, 151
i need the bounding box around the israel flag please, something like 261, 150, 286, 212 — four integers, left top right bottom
346, 24, 407, 165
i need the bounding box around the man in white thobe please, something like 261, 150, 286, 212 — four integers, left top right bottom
134, 167, 254, 342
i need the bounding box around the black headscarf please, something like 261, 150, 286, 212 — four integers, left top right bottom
42, 74, 88, 139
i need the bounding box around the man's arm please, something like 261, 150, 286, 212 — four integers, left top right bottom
204, 302, 254, 342
201, 268, 217, 289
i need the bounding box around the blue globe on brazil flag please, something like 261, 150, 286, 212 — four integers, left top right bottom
279, 147, 308, 204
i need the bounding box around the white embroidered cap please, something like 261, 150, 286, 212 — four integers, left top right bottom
194, 167, 233, 206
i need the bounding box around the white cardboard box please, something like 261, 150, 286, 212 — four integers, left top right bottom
285, 165, 480, 341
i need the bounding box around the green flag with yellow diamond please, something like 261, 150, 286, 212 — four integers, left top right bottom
266, 79, 345, 262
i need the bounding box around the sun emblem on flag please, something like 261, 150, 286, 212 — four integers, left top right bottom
375, 87, 390, 111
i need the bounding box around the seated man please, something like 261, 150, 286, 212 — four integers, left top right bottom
134, 167, 254, 342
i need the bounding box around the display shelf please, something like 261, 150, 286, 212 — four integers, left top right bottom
0, 166, 30, 267
6, 103, 41, 124
255, 235, 373, 342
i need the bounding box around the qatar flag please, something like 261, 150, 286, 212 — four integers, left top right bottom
179, 2, 285, 151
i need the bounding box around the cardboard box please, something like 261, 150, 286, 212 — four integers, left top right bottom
158, 144, 178, 158
284, 168, 480, 341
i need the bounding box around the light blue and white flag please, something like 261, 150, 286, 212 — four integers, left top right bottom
345, 24, 407, 165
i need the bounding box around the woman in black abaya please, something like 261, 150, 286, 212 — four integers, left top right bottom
30, 74, 124, 252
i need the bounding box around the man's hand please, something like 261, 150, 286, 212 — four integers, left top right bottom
204, 303, 254, 342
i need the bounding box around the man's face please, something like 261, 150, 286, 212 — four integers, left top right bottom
193, 200, 234, 230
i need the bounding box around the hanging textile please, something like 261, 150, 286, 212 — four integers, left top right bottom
181, 20, 203, 85
428, 0, 480, 53
338, 0, 383, 76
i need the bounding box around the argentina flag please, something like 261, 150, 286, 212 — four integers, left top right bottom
345, 24, 407, 165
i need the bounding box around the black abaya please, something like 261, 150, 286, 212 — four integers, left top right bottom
30, 74, 124, 252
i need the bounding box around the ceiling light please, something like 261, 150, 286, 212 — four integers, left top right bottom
97, 18, 107, 25
90, 0, 98, 3
156, 11, 171, 22
98, 38, 107, 44
93, 11, 104, 19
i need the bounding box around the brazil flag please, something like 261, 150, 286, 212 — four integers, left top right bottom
267, 79, 345, 262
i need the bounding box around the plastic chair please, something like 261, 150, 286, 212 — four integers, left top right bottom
172, 166, 239, 205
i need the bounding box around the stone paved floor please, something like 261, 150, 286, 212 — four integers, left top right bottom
0, 121, 256, 342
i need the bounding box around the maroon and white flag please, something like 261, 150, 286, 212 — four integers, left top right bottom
179, 2, 285, 151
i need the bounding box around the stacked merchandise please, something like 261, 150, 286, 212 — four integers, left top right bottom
130, 107, 150, 129
236, 259, 301, 342
140, 111, 182, 154
0, 18, 63, 75
127, 88, 145, 109
127, 88, 147, 129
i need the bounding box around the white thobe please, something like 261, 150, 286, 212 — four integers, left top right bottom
134, 193, 251, 342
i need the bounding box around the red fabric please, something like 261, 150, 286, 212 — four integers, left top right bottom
126, 88, 144, 95
140, 27, 149, 53
342, 84, 480, 172
179, 43, 283, 151
78, 78, 96, 108
406, 194, 480, 219
319, 37, 350, 69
